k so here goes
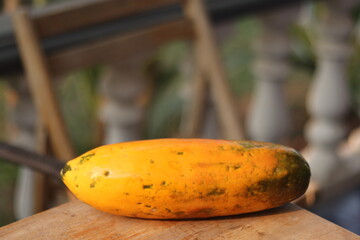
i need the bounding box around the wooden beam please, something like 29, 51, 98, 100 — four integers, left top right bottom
12, 10, 75, 161
33, 0, 181, 38
0, 142, 64, 180
3, 0, 19, 12
48, 19, 193, 75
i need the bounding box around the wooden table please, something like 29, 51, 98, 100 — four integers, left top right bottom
0, 199, 358, 239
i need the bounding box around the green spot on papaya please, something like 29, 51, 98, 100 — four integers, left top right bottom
61, 164, 72, 179
207, 187, 226, 196
174, 211, 185, 216
197, 208, 213, 214
234, 204, 241, 209
218, 146, 225, 151
232, 165, 241, 170
237, 141, 257, 149
246, 175, 291, 198
274, 151, 311, 190
79, 153, 95, 164
243, 151, 310, 204
143, 184, 153, 189
236, 141, 282, 150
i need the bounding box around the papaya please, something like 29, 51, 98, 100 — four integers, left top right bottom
60, 139, 310, 219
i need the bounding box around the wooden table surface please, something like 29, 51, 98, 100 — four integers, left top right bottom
0, 199, 358, 240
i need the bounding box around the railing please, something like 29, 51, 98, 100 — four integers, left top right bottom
247, 0, 360, 203
0, 0, 359, 222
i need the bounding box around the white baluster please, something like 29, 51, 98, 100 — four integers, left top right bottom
100, 56, 150, 144
247, 6, 299, 143
8, 77, 38, 219
304, 0, 358, 186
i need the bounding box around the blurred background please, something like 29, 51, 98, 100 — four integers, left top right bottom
0, 0, 359, 234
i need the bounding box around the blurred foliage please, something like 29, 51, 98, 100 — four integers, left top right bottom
144, 48, 186, 138
58, 68, 102, 155
145, 19, 261, 139
0, 82, 15, 226
222, 19, 261, 96
144, 41, 191, 139
0, 161, 17, 226
291, 24, 316, 73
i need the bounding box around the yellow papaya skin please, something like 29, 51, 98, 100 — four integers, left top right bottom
61, 139, 310, 219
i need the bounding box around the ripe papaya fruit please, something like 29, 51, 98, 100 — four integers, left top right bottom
61, 139, 310, 219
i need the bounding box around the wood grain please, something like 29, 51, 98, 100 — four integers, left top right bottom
48, 19, 193, 75
0, 199, 357, 239
34, 0, 181, 38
